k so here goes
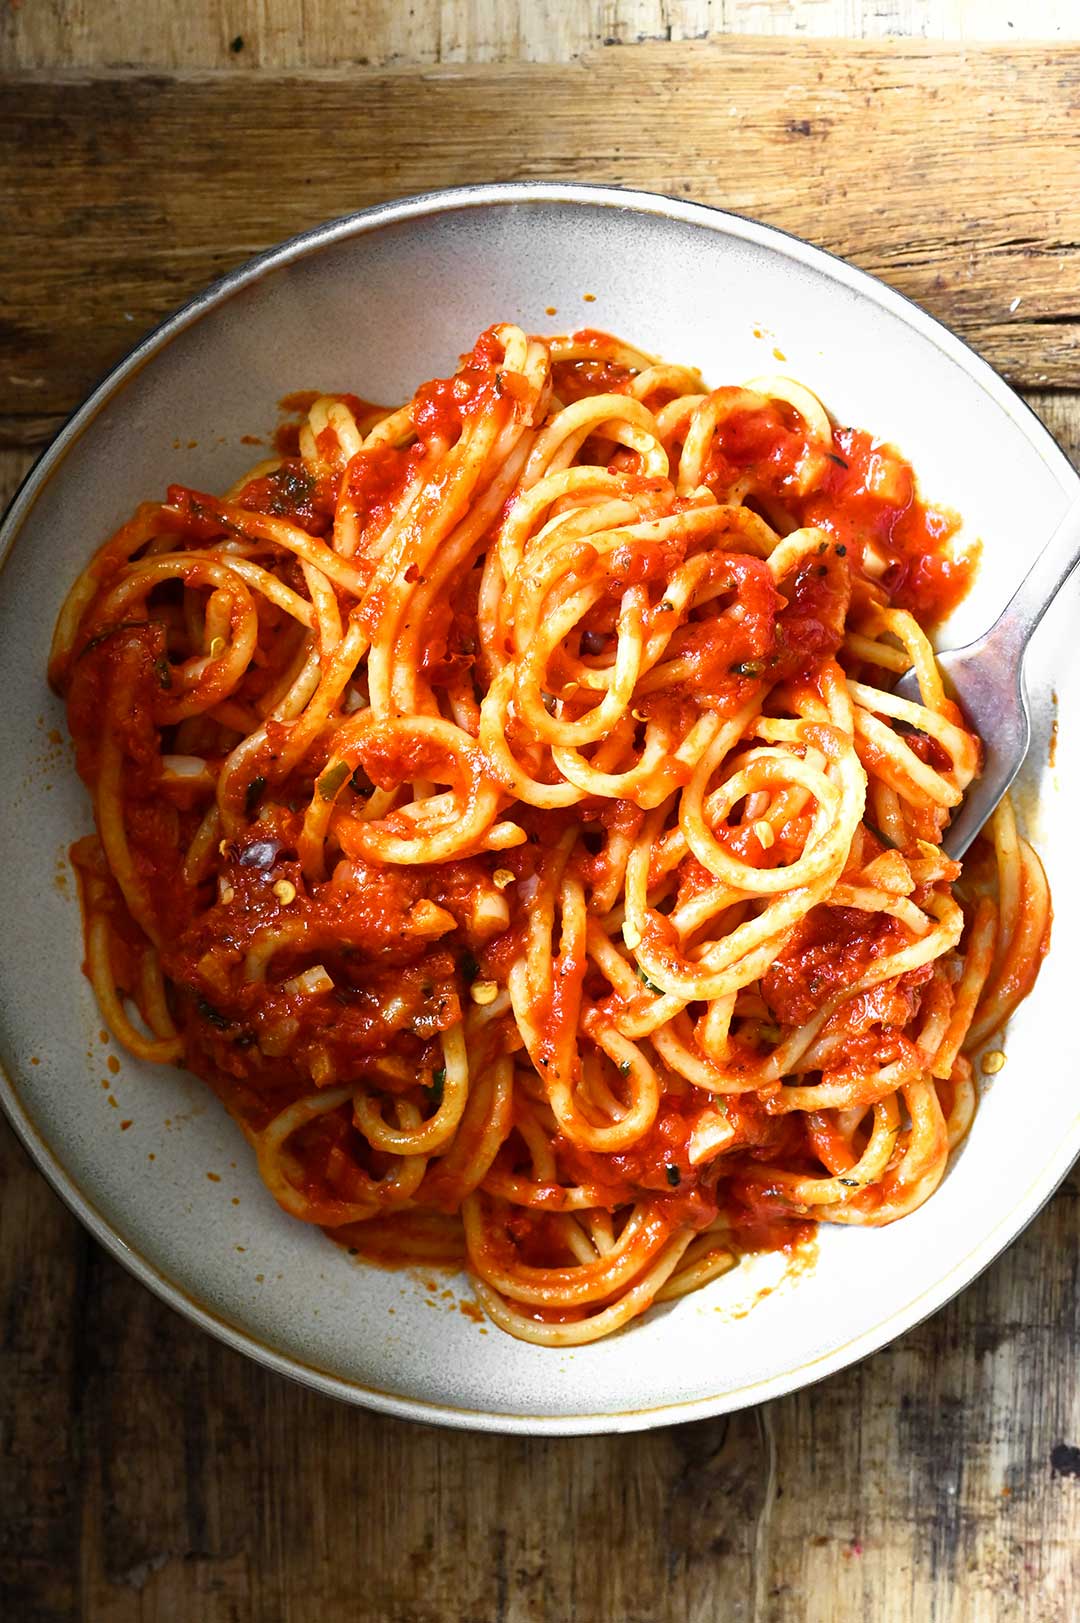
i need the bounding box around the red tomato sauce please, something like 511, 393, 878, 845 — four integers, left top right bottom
62, 331, 984, 1300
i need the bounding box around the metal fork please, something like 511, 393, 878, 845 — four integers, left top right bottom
893, 490, 1080, 859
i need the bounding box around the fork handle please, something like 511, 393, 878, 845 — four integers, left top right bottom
987, 487, 1080, 665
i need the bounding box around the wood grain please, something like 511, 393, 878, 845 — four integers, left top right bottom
2, 39, 1079, 446
4, 0, 1079, 69
4, 7, 1080, 1620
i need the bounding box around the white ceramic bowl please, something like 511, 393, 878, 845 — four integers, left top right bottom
1, 183, 1077, 1434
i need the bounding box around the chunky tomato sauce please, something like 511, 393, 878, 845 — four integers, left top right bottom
64, 326, 983, 1290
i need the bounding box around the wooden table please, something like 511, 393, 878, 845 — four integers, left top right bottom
2, 5, 1079, 1618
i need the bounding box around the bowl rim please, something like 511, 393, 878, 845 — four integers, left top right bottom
2, 179, 1078, 1435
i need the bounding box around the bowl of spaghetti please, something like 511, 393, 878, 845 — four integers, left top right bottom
1, 183, 1076, 1432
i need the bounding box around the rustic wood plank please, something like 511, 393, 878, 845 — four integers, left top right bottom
1, 40, 1079, 447
4, 0, 1078, 70
3, 5, 1080, 1612
0, 1122, 86, 1622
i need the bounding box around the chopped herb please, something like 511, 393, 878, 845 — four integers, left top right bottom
460, 952, 481, 984
658, 600, 675, 613
665, 1164, 681, 1187
638, 968, 663, 994
267, 464, 316, 518
154, 654, 173, 690
350, 765, 374, 798
424, 1066, 447, 1107
838, 1177, 860, 1188
816, 565, 828, 576
618, 1059, 632, 1076
817, 540, 828, 555
715, 1099, 729, 1118
75, 621, 147, 662
317, 761, 350, 801
759, 1021, 782, 1046
835, 544, 847, 557
244, 775, 266, 819
196, 996, 231, 1030
730, 659, 765, 678
828, 452, 849, 469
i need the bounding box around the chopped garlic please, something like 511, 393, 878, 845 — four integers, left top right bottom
471, 890, 510, 936
283, 964, 334, 998
407, 899, 456, 936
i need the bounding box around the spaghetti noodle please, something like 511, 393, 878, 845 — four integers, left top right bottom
50, 324, 1050, 1345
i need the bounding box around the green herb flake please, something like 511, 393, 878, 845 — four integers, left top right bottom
424, 1065, 447, 1108
638, 968, 663, 994
730, 659, 765, 679
317, 761, 350, 802
618, 1059, 632, 1076
75, 621, 147, 663
838, 1176, 860, 1188
154, 654, 173, 690
196, 996, 231, 1031
244, 775, 266, 819
350, 764, 374, 798
665, 1164, 681, 1187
